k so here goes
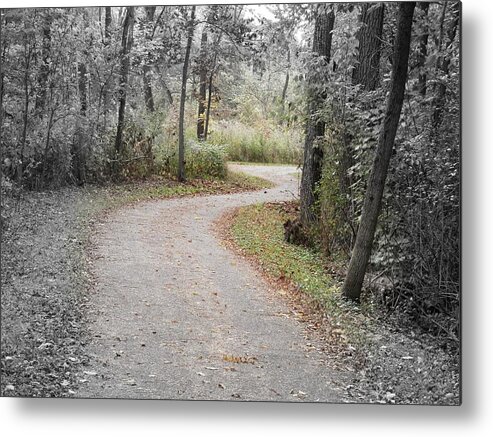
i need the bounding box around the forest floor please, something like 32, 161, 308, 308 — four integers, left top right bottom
1, 165, 459, 403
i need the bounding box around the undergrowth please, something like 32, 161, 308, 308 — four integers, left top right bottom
229, 202, 371, 347
208, 119, 302, 165
227, 201, 460, 405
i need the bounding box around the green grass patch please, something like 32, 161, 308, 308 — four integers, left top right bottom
231, 203, 339, 306
229, 202, 374, 348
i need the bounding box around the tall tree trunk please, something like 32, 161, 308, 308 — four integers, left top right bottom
40, 102, 55, 187
143, 6, 156, 113
178, 6, 196, 182
203, 31, 223, 141
104, 6, 111, 41
74, 46, 88, 184
114, 7, 134, 165
162, 78, 173, 105
352, 2, 385, 91
78, 61, 87, 116
0, 11, 4, 130
204, 74, 213, 142
103, 6, 112, 130
338, 3, 384, 248
197, 28, 208, 140
416, 2, 430, 96
299, 4, 335, 226
35, 12, 53, 114
281, 47, 291, 109
342, 2, 416, 301
19, 22, 31, 184
431, 2, 460, 130
143, 64, 154, 112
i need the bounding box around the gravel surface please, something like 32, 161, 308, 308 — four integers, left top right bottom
78, 165, 351, 401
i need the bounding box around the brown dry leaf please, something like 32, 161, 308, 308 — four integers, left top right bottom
222, 354, 257, 364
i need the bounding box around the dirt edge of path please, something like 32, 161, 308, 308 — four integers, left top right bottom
214, 208, 364, 381
214, 204, 461, 405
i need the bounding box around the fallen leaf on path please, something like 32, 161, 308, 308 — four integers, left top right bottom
384, 392, 396, 402
290, 389, 307, 399
223, 354, 257, 364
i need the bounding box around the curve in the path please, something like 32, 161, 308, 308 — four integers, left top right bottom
79, 164, 348, 402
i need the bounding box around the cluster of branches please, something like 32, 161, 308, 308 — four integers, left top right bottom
296, 2, 460, 343
0, 5, 255, 188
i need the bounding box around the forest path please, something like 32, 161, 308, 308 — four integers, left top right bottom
79, 164, 348, 401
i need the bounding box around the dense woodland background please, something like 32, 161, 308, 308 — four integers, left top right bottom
0, 2, 460, 346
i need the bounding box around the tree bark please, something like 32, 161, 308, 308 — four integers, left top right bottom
342, 2, 415, 301
19, 21, 32, 184
178, 6, 196, 182
431, 2, 460, 129
143, 65, 154, 112
416, 2, 430, 96
203, 31, 223, 141
35, 12, 53, 114
0, 12, 4, 130
352, 3, 385, 91
299, 4, 335, 226
197, 28, 208, 140
281, 47, 291, 109
143, 6, 156, 113
103, 6, 112, 129
74, 48, 88, 184
104, 6, 111, 41
204, 74, 213, 142
78, 62, 87, 116
114, 6, 134, 163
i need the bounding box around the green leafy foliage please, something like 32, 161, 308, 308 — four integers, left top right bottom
299, 3, 459, 343
185, 140, 227, 179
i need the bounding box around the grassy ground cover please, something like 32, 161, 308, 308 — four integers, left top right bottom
226, 201, 460, 405
229, 202, 364, 339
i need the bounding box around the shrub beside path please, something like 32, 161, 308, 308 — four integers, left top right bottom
78, 164, 351, 401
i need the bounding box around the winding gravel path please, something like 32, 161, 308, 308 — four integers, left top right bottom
78, 164, 348, 402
